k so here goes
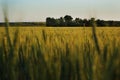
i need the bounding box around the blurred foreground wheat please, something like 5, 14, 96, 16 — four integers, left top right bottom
0, 26, 120, 80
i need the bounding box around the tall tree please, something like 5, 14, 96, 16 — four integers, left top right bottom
64, 15, 73, 26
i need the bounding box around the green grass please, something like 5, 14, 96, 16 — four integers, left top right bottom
0, 26, 120, 80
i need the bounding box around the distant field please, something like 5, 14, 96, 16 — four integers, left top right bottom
0, 27, 120, 44
0, 27, 120, 80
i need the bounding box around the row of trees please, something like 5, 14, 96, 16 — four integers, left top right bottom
46, 15, 120, 27
0, 22, 45, 26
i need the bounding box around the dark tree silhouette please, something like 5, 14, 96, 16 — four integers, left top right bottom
45, 15, 120, 27
64, 15, 73, 26
75, 18, 80, 26
83, 19, 88, 26
59, 17, 65, 26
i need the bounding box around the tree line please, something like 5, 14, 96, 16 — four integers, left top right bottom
0, 22, 45, 27
46, 15, 120, 27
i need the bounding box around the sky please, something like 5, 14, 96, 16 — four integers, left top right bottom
0, 0, 120, 22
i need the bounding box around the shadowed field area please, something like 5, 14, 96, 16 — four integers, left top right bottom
0, 27, 120, 80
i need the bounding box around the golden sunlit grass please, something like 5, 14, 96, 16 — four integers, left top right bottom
0, 26, 120, 80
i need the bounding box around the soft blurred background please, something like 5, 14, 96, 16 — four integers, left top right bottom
0, 0, 120, 22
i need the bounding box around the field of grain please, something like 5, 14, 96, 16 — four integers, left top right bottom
0, 27, 120, 80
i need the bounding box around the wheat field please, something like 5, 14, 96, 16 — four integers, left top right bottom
0, 27, 120, 80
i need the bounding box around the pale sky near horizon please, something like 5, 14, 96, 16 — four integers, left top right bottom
0, 0, 120, 22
